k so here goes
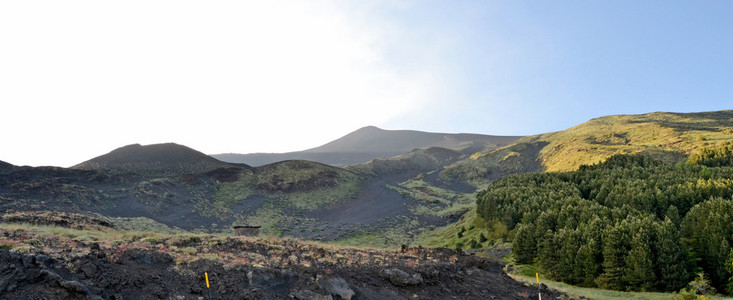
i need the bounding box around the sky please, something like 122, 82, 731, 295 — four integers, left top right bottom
1, 1, 732, 167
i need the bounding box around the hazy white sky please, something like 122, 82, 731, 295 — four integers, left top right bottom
2, 1, 732, 167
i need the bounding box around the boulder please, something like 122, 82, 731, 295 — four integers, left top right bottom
60, 280, 89, 295
247, 269, 298, 291
321, 277, 354, 300
381, 268, 424, 286
290, 289, 333, 300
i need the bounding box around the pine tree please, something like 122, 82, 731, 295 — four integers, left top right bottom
665, 205, 681, 226
596, 222, 631, 290
557, 228, 583, 284
726, 249, 733, 295
576, 238, 602, 287
712, 239, 731, 291
682, 197, 733, 291
457, 226, 465, 238
537, 230, 560, 278
512, 224, 537, 264
623, 226, 656, 291
654, 218, 689, 291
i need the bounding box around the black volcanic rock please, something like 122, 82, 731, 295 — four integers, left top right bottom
72, 143, 241, 174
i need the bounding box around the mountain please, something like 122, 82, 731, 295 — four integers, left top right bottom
213, 126, 522, 167
420, 110, 733, 249
0, 141, 471, 245
72, 143, 242, 175
440, 110, 733, 185
3, 110, 733, 249
0, 160, 13, 173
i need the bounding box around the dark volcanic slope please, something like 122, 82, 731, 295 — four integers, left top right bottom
214, 126, 522, 167
72, 143, 241, 174
0, 160, 12, 173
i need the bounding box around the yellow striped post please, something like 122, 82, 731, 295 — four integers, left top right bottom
205, 272, 211, 300
536, 273, 541, 300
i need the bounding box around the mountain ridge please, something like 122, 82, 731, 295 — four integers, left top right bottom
213, 126, 522, 167
438, 109, 733, 186
2, 109, 733, 248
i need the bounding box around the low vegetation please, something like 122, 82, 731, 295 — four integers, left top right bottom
387, 175, 475, 218
213, 161, 362, 211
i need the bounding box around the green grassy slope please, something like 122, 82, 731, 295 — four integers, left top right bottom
533, 110, 733, 172
440, 110, 733, 186
210, 160, 363, 235
346, 147, 464, 177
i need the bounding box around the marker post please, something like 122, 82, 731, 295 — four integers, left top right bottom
536, 272, 541, 300
205, 272, 211, 300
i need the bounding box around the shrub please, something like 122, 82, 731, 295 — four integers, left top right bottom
10, 244, 32, 254
688, 272, 716, 296
0, 239, 18, 250
178, 247, 197, 255
73, 236, 97, 243
140, 236, 165, 244
670, 289, 697, 300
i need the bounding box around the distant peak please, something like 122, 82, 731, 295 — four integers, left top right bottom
71, 142, 236, 173
117, 143, 143, 149
357, 125, 383, 131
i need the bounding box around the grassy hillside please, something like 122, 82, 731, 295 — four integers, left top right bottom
211, 160, 363, 236
346, 147, 464, 178
441, 110, 733, 186
533, 110, 733, 172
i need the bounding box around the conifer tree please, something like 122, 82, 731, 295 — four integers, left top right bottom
654, 218, 689, 291
623, 226, 656, 291
726, 249, 733, 295
597, 222, 630, 290
479, 232, 488, 243
537, 230, 560, 278
576, 239, 602, 287
512, 223, 537, 264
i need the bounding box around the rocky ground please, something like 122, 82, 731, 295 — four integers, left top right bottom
0, 212, 567, 299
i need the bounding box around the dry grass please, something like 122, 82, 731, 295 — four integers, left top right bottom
510, 274, 728, 300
